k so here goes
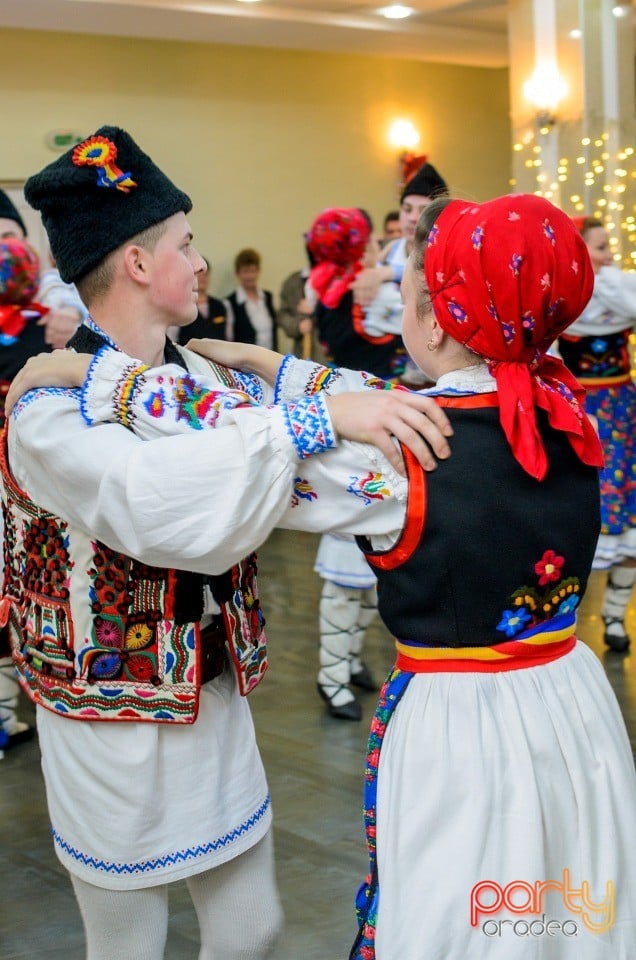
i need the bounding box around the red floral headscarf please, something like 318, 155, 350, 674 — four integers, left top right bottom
424, 194, 603, 480
306, 208, 370, 309
0, 238, 47, 345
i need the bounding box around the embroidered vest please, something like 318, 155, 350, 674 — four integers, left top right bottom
357, 396, 601, 648
0, 329, 267, 723
558, 329, 632, 386
315, 292, 402, 380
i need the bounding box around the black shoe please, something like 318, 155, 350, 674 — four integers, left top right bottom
316, 683, 362, 721
603, 617, 630, 653
4, 724, 36, 750
604, 629, 630, 653
350, 662, 378, 692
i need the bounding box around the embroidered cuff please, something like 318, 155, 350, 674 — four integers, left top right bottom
80, 347, 149, 427
80, 346, 111, 425
273, 354, 296, 404
277, 393, 336, 460
115, 362, 151, 428
274, 354, 339, 402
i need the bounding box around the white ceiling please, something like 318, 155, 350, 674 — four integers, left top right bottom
0, 0, 508, 68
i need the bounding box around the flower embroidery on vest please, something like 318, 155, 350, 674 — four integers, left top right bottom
496, 549, 581, 638
80, 544, 163, 684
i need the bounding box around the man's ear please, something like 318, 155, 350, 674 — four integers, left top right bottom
122, 244, 151, 286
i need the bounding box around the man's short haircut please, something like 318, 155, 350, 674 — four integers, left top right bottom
76, 219, 168, 307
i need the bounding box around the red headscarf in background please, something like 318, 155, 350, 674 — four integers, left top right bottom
424, 194, 603, 480
0, 238, 47, 345
306, 208, 370, 309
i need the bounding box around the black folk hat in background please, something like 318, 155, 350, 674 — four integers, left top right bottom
0, 189, 27, 237
400, 162, 448, 204
24, 125, 192, 284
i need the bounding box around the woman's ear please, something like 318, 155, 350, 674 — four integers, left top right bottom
429, 315, 445, 350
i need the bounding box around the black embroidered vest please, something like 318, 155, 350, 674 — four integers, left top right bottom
358, 399, 600, 648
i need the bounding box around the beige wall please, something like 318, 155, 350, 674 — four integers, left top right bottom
0, 28, 510, 298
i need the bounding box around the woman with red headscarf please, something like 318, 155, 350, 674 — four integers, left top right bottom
8, 195, 636, 959
558, 216, 636, 653
305, 207, 405, 720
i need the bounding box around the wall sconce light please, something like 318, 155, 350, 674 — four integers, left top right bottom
523, 63, 567, 132
388, 118, 420, 153
388, 119, 424, 188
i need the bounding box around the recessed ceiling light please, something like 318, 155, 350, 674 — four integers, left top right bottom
378, 5, 414, 20
612, 4, 630, 16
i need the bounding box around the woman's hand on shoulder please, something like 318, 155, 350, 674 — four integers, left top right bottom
185, 339, 285, 385
5, 351, 91, 416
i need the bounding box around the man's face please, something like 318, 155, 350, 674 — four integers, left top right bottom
0, 218, 25, 240
197, 268, 210, 296
146, 212, 206, 326
400, 195, 433, 247
384, 218, 402, 241
584, 225, 613, 274
237, 264, 259, 293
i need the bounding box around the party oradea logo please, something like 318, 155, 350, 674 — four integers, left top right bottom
470, 869, 615, 938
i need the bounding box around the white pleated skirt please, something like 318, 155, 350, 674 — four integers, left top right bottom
374, 641, 636, 959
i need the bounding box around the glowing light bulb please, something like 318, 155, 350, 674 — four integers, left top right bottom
388, 119, 420, 150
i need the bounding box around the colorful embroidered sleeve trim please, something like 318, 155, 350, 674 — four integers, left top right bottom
273, 354, 295, 404
280, 393, 336, 459
115, 360, 151, 429
308, 364, 339, 395
80, 346, 113, 425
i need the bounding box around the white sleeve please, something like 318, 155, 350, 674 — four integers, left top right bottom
10, 389, 406, 568
273, 355, 379, 402
592, 267, 636, 323
37, 272, 88, 319
362, 283, 404, 337
81, 347, 277, 438
8, 390, 310, 575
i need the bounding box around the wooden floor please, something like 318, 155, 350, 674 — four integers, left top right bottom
1, 527, 635, 959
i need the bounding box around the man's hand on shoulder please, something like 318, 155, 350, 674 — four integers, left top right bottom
326, 389, 452, 476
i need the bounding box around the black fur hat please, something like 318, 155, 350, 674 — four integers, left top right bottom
400, 162, 448, 203
24, 125, 192, 283
0, 189, 27, 236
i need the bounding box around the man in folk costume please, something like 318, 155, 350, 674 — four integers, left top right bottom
1, 126, 453, 959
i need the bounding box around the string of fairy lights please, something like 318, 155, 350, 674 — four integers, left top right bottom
510, 126, 636, 269
510, 124, 636, 365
